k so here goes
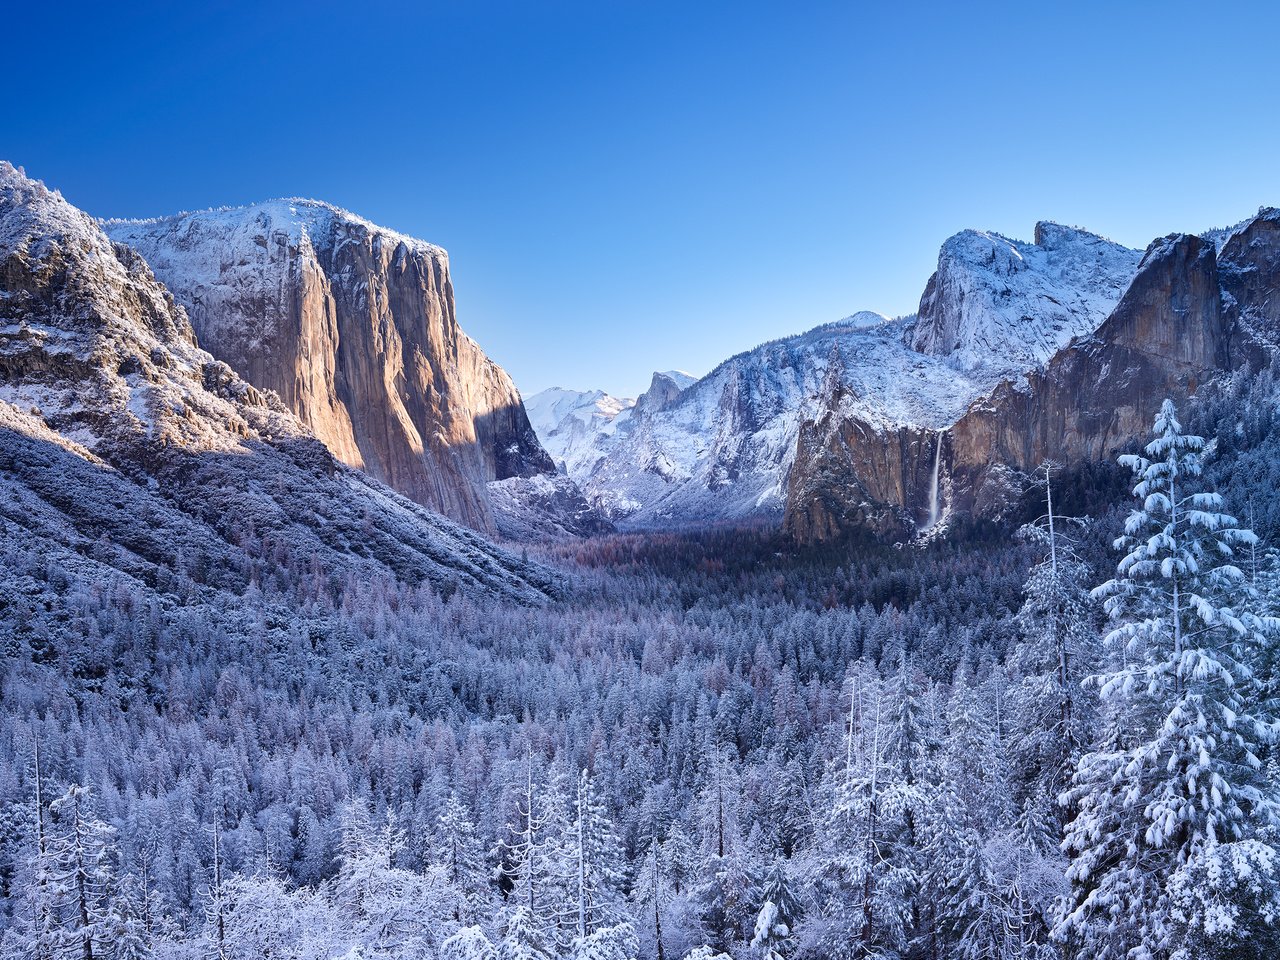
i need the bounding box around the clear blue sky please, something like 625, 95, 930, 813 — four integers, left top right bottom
8, 1, 1279, 398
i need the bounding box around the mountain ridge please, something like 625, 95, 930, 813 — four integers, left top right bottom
531, 213, 1274, 540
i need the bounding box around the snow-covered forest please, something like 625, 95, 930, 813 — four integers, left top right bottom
4, 376, 1280, 960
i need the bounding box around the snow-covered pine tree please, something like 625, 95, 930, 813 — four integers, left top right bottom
497, 754, 571, 948
497, 904, 554, 960
566, 769, 625, 940
799, 665, 919, 959
1010, 464, 1098, 814
749, 862, 801, 960
441, 924, 498, 960
437, 791, 492, 924
571, 921, 639, 960
1057, 398, 1280, 960
45, 785, 117, 960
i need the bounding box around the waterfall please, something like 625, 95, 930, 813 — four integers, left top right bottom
927, 431, 944, 528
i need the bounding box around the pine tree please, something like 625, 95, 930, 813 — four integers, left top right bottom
1011, 464, 1098, 812
437, 791, 492, 924
1057, 399, 1280, 959
441, 925, 498, 960
497, 905, 553, 960
566, 769, 625, 940
497, 755, 571, 946
45, 784, 117, 960
749, 862, 800, 960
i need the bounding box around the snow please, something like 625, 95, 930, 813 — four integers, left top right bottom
524, 387, 636, 476
106, 195, 446, 259
657, 369, 699, 389
102, 198, 449, 367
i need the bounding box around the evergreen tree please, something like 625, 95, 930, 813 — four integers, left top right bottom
441, 925, 498, 960
497, 755, 571, 946
437, 791, 492, 924
1057, 399, 1280, 959
1010, 465, 1099, 813
567, 769, 625, 939
45, 785, 116, 960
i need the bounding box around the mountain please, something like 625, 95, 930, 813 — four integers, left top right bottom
0, 161, 556, 603
104, 199, 557, 536
539, 226, 1146, 532
787, 217, 1278, 542
908, 222, 1142, 375
524, 386, 635, 476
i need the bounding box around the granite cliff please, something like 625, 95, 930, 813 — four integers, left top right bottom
107, 202, 556, 535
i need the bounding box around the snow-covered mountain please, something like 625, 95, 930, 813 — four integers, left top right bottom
538, 226, 1145, 531
572, 316, 981, 527
909, 222, 1142, 374
105, 198, 565, 537
0, 162, 557, 601
524, 386, 635, 476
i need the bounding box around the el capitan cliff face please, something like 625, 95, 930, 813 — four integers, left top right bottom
107, 203, 554, 535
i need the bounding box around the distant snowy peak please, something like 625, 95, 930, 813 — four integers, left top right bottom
909, 221, 1142, 374
524, 386, 635, 476
524, 387, 634, 437
633, 369, 698, 417
842, 310, 892, 329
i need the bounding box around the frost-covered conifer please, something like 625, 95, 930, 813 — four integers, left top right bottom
1057, 399, 1280, 959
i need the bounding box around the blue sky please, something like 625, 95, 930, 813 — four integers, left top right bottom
8, 1, 1280, 397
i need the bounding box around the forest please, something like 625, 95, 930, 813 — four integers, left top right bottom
3, 370, 1280, 960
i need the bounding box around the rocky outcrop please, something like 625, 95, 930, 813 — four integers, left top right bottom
631, 370, 694, 417
106, 202, 555, 535
1217, 207, 1280, 348
785, 228, 1271, 543
1, 162, 556, 601
785, 406, 941, 542
909, 222, 1141, 374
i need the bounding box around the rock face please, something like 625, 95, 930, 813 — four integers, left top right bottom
785, 226, 1273, 543
1217, 207, 1280, 348
0, 162, 556, 601
106, 202, 554, 535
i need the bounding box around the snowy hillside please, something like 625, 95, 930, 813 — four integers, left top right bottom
524, 386, 635, 476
